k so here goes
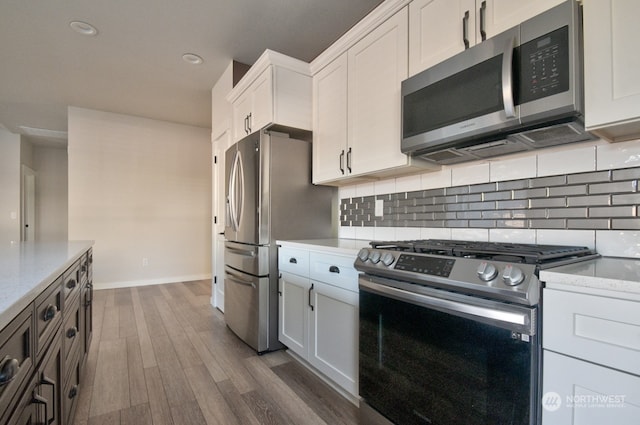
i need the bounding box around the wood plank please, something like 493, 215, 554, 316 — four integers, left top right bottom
183, 366, 241, 425
272, 360, 359, 425
114, 287, 133, 306
100, 305, 120, 341
241, 389, 295, 425
144, 367, 174, 425
244, 356, 327, 425
130, 287, 157, 368
90, 339, 130, 417
169, 400, 208, 425
118, 305, 137, 339
126, 336, 148, 406
183, 326, 228, 382
197, 330, 257, 394
87, 410, 120, 425
216, 380, 262, 425
154, 296, 202, 369
120, 403, 153, 425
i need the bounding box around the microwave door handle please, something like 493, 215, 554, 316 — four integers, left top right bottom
501, 36, 516, 119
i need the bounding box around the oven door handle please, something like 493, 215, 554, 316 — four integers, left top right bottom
359, 279, 533, 332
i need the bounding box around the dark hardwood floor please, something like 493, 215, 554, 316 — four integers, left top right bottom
73, 280, 359, 425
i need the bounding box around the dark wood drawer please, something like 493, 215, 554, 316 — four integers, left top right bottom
35, 277, 63, 359
62, 298, 81, 374
0, 305, 34, 423
79, 253, 89, 285
62, 261, 81, 306
3, 374, 37, 425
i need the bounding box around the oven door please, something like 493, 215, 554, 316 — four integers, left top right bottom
359, 276, 539, 425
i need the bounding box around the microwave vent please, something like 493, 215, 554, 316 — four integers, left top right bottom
462, 139, 529, 158
515, 123, 594, 147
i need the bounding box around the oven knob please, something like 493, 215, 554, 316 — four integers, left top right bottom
369, 250, 381, 264
477, 262, 498, 281
502, 265, 525, 286
357, 248, 370, 262
381, 252, 395, 267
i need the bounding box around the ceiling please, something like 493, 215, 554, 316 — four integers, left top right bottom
0, 0, 383, 145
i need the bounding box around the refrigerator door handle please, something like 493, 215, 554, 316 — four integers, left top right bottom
228, 151, 238, 232
236, 150, 244, 232
225, 269, 257, 289
226, 245, 256, 257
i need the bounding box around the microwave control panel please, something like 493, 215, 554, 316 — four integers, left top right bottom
519, 26, 570, 103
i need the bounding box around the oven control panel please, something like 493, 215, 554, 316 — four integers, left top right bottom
395, 254, 455, 278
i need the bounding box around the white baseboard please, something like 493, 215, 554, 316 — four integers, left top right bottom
93, 274, 212, 290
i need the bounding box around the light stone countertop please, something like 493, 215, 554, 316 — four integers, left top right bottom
540, 257, 640, 300
276, 238, 371, 256
0, 240, 94, 330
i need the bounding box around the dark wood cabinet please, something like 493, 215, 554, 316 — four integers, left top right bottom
1, 249, 92, 425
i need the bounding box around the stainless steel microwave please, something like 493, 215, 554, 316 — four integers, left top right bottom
401, 0, 594, 165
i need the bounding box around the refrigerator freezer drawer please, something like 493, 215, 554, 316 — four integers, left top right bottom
224, 241, 270, 277
224, 265, 269, 352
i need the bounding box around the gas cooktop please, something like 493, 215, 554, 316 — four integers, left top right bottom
354, 239, 599, 306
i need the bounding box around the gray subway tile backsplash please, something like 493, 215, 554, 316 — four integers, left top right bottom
340, 166, 640, 231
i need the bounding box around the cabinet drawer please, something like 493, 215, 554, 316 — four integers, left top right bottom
35, 277, 63, 358
310, 252, 359, 292
279, 247, 310, 277
79, 253, 89, 285
0, 305, 34, 422
62, 298, 81, 374
543, 289, 640, 376
62, 260, 81, 305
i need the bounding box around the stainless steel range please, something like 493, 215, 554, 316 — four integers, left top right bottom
355, 239, 598, 425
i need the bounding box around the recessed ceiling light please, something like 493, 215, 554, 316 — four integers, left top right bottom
69, 21, 98, 36
182, 53, 204, 65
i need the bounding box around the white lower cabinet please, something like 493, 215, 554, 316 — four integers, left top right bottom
542, 287, 640, 424
543, 351, 640, 425
308, 280, 359, 396
277, 246, 359, 398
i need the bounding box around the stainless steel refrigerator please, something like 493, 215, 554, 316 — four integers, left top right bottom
224, 129, 335, 353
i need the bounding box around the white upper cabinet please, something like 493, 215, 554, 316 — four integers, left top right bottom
312, 53, 348, 183
409, 0, 564, 76
227, 50, 312, 142
583, 0, 640, 142
347, 6, 410, 177
312, 4, 438, 185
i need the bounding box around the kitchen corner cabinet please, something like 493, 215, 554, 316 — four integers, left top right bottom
227, 50, 311, 142
583, 0, 640, 142
408, 0, 564, 76
278, 246, 359, 398
542, 288, 640, 424
313, 6, 437, 185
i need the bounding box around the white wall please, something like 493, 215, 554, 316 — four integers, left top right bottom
0, 129, 21, 243
33, 145, 68, 241
68, 107, 212, 289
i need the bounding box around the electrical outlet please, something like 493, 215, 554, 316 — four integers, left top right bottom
142, 257, 149, 267
375, 199, 384, 217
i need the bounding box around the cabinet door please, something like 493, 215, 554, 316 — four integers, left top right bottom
348, 6, 409, 177
312, 53, 348, 184
35, 336, 63, 425
484, 0, 564, 39
542, 351, 640, 425
232, 91, 252, 141
584, 0, 640, 140
278, 272, 311, 358
308, 281, 359, 396
409, 0, 476, 76
249, 66, 273, 134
